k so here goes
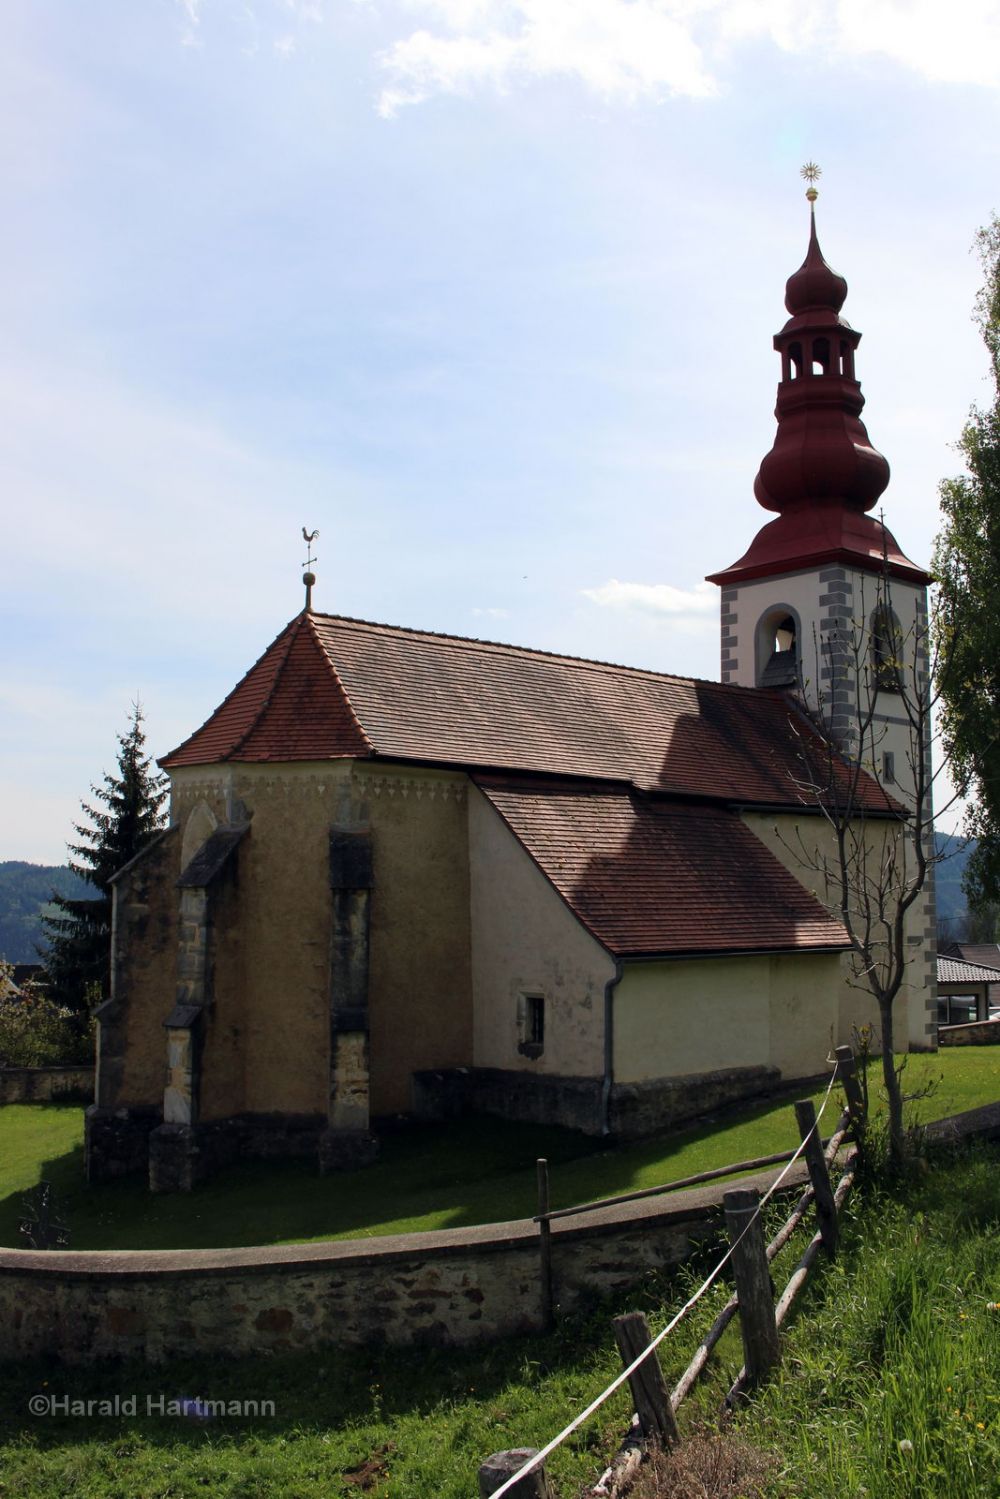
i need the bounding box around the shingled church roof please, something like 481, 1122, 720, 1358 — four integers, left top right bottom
161, 610, 892, 815
475, 778, 850, 957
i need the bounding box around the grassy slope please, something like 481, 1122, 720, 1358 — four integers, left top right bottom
726, 1150, 1000, 1499
0, 1049, 996, 1253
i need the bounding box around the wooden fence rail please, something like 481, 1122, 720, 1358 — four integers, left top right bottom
485, 1050, 864, 1499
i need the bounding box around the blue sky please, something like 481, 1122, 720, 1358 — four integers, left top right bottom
3, 0, 999, 862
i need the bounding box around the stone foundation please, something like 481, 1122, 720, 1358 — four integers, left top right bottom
88, 1108, 368, 1190
318, 1128, 379, 1172
607, 1065, 782, 1138
412, 1067, 605, 1134
412, 1063, 783, 1138
85, 1107, 160, 1183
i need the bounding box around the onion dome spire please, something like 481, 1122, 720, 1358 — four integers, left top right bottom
754, 178, 889, 517
784, 203, 848, 316
707, 170, 927, 587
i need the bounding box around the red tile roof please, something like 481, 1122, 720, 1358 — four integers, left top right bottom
475, 778, 850, 957
163, 614, 370, 767
161, 611, 892, 813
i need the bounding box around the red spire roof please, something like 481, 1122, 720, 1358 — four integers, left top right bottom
709, 205, 928, 587
784, 206, 847, 316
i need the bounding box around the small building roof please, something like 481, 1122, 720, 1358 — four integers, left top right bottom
162, 612, 895, 815
475, 777, 851, 958
937, 955, 1000, 986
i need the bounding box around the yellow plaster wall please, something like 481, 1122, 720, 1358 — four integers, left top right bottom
766, 952, 844, 1077
171, 761, 474, 1119
113, 830, 182, 1107
739, 811, 928, 1049
198, 870, 247, 1121
613, 950, 842, 1085
171, 765, 349, 1117
356, 764, 473, 1114
614, 957, 769, 1083
468, 789, 616, 1078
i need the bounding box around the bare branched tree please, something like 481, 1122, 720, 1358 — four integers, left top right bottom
778, 565, 958, 1165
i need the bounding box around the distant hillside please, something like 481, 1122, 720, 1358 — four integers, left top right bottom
934, 832, 975, 930
0, 862, 96, 965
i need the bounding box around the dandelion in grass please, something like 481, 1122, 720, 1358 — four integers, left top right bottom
898, 1439, 914, 1455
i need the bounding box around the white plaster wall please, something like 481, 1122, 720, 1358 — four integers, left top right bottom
467, 788, 616, 1077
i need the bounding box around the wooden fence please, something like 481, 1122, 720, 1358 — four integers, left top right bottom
478, 1045, 866, 1499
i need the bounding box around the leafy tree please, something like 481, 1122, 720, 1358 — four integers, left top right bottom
934, 215, 1000, 911
0, 961, 93, 1066
41, 704, 167, 1014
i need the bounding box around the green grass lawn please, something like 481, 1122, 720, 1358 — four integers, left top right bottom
0, 1048, 995, 1252
0, 1140, 997, 1498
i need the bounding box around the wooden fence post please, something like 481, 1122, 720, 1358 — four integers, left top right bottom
833, 1045, 866, 1138
537, 1158, 553, 1329
478, 1448, 556, 1497
794, 1099, 838, 1253
723, 1187, 779, 1389
611, 1311, 680, 1449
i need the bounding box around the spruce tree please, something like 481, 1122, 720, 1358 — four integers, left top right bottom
42, 703, 167, 1014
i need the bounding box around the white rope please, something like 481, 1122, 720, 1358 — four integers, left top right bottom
487, 1062, 842, 1498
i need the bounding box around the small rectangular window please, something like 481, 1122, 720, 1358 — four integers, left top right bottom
518, 993, 545, 1058
882, 751, 895, 785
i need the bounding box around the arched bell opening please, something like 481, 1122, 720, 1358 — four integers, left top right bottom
810, 335, 831, 376
755, 605, 802, 689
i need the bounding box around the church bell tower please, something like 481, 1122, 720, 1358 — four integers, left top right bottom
707, 179, 930, 790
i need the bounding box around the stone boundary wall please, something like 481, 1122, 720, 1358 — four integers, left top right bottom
3, 1104, 998, 1367
938, 1019, 1000, 1047
0, 1162, 804, 1366
0, 1067, 94, 1105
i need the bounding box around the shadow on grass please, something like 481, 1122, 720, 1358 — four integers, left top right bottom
0, 1092, 816, 1253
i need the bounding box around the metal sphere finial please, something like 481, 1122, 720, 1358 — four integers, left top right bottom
801, 161, 821, 203
301, 528, 319, 612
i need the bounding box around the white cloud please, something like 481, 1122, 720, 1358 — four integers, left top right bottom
471, 605, 510, 618
376, 0, 1000, 115
378, 0, 717, 116
582, 577, 717, 633
835, 0, 1000, 87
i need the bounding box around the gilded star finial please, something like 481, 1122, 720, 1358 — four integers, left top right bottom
801, 161, 821, 203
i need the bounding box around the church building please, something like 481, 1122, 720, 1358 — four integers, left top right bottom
87, 196, 937, 1191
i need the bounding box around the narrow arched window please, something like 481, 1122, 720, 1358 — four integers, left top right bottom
870, 607, 902, 693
